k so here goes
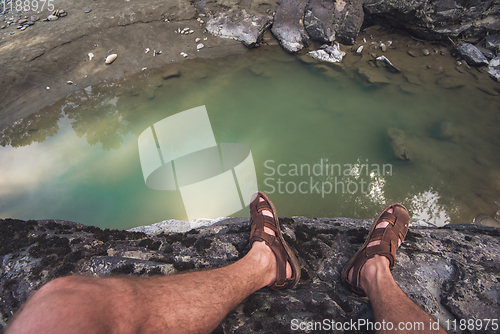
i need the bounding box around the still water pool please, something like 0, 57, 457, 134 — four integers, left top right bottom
1, 45, 500, 230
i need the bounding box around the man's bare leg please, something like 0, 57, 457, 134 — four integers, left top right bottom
6, 200, 291, 334
348, 208, 447, 334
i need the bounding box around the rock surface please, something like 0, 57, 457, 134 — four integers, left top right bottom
271, 0, 310, 52
456, 43, 489, 66
1, 218, 499, 332
307, 43, 346, 63
206, 10, 273, 47
363, 0, 500, 40
304, 0, 364, 45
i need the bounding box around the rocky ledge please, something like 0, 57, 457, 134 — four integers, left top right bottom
1, 218, 499, 333
202, 0, 500, 52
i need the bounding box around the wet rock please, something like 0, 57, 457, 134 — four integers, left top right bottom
387, 127, 409, 161
363, 0, 500, 40
307, 43, 345, 63
375, 55, 400, 72
3, 218, 497, 332
272, 0, 310, 52
407, 50, 419, 57
436, 77, 465, 89
487, 66, 500, 82
474, 214, 500, 228
476, 46, 495, 60
355, 45, 363, 54
485, 34, 500, 52
456, 43, 489, 66
206, 10, 273, 47
47, 15, 58, 21
490, 56, 500, 68
357, 67, 391, 85
380, 42, 387, 52
420, 48, 430, 56
105, 54, 118, 65
162, 68, 181, 80
303, 0, 364, 45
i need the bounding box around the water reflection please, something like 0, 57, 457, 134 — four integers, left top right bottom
1, 46, 500, 229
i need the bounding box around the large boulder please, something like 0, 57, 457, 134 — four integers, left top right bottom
272, 0, 365, 52
387, 127, 410, 161
304, 0, 364, 45
271, 0, 310, 52
363, 0, 500, 40
206, 10, 273, 47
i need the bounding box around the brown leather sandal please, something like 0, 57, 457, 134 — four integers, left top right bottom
341, 203, 410, 297
250, 192, 301, 290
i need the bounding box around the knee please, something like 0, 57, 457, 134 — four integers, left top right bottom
34, 276, 88, 299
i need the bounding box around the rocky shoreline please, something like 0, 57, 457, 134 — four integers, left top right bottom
1, 0, 500, 130
1, 217, 499, 332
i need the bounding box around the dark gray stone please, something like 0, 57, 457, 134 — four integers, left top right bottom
485, 34, 500, 52
456, 43, 489, 66
271, 0, 310, 52
363, 0, 500, 40
206, 10, 273, 47
304, 0, 364, 45
1, 218, 499, 333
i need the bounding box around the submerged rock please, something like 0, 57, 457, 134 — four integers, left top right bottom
0, 218, 499, 332
474, 214, 500, 228
436, 76, 465, 89
435, 121, 456, 140
307, 43, 346, 63
357, 67, 391, 85
456, 43, 489, 66
387, 127, 410, 161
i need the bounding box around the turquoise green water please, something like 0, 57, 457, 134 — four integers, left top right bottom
2, 46, 500, 229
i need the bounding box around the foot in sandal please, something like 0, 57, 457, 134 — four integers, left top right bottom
250, 191, 301, 289
341, 203, 410, 297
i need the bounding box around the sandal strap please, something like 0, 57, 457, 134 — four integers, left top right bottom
249, 192, 301, 290
341, 203, 410, 297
